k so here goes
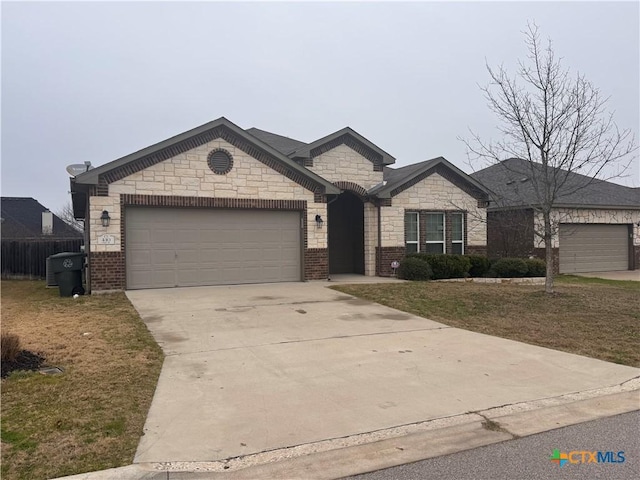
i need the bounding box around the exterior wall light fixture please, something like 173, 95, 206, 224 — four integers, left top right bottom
315, 214, 324, 227
100, 210, 111, 227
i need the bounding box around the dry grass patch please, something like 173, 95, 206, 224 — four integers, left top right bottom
1, 281, 164, 480
1, 332, 21, 362
332, 277, 640, 367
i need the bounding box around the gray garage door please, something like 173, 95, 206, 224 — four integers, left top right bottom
559, 224, 629, 274
126, 208, 301, 289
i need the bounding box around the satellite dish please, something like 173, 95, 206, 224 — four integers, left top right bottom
66, 162, 94, 177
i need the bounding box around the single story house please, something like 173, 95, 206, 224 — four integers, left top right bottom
1, 197, 82, 240
471, 158, 640, 273
1, 197, 83, 279
70, 117, 489, 291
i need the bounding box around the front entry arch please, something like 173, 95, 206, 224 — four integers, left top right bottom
328, 191, 364, 274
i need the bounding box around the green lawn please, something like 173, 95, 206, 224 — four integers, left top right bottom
332, 275, 640, 367
1, 281, 164, 480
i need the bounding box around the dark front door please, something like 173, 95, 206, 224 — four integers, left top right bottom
328, 192, 364, 274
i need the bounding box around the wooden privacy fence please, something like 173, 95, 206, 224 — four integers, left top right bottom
1, 239, 83, 278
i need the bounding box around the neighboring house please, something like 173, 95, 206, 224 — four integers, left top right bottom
1, 197, 83, 278
471, 158, 640, 274
1, 197, 82, 240
70, 117, 489, 291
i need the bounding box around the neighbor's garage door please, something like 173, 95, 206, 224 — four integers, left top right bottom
126, 208, 301, 289
559, 224, 629, 274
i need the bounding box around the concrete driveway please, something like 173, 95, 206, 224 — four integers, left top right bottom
127, 281, 639, 464
573, 270, 640, 281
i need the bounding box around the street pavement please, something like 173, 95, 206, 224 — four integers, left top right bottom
344, 410, 640, 480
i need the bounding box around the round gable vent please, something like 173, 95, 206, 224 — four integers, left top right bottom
207, 149, 233, 175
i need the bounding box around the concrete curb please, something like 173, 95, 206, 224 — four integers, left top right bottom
53, 388, 639, 480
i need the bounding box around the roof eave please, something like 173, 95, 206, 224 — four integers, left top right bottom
73, 117, 236, 185
486, 202, 640, 211
71, 117, 341, 195
290, 127, 396, 165
376, 157, 489, 199
372, 191, 391, 199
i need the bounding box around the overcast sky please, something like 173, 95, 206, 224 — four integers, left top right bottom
2, 1, 638, 214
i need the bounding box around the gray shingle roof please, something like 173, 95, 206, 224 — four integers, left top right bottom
1, 197, 83, 239
471, 158, 640, 209
382, 158, 441, 188
245, 128, 307, 155
71, 117, 341, 218
371, 156, 489, 200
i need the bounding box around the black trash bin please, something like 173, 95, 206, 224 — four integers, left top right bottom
48, 252, 86, 297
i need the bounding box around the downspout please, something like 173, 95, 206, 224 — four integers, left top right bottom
84, 191, 91, 294
377, 200, 382, 277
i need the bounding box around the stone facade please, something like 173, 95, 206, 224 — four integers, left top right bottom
308, 144, 383, 191
381, 173, 487, 248
308, 143, 385, 276
90, 138, 326, 252
533, 208, 640, 249
87, 138, 332, 290
363, 203, 378, 276
85, 132, 490, 290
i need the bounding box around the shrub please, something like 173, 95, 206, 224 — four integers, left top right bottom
490, 258, 529, 278
466, 255, 491, 277
407, 254, 471, 280
398, 257, 433, 281
1, 332, 21, 362
525, 258, 546, 277
443, 255, 472, 279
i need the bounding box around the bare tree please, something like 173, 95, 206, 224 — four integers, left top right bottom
56, 201, 84, 233
463, 22, 636, 293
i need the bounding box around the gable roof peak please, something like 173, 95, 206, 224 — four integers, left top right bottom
70, 117, 341, 218
289, 126, 395, 166
372, 156, 488, 200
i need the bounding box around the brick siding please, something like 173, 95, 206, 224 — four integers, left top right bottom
90, 251, 125, 290
465, 245, 487, 256
305, 248, 329, 280
376, 246, 406, 276
533, 247, 560, 274
120, 194, 306, 211
487, 209, 535, 259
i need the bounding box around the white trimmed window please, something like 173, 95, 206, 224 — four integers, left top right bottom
425, 213, 445, 254
404, 212, 419, 253
451, 213, 464, 254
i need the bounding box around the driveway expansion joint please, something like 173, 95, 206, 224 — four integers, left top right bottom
162, 325, 453, 357
127, 283, 640, 473
213, 298, 364, 310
